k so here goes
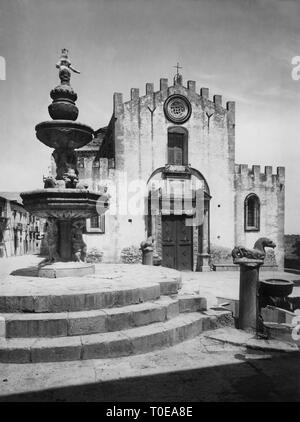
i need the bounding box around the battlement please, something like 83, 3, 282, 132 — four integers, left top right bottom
113, 78, 235, 112
235, 164, 285, 184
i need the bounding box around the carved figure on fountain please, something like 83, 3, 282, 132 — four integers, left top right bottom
46, 218, 59, 263
63, 169, 78, 188
52, 148, 78, 181
76, 181, 89, 190
71, 219, 87, 262
43, 175, 57, 188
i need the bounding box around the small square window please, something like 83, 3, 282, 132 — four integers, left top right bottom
86, 215, 105, 233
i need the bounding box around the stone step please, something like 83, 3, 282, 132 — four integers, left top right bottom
2, 295, 207, 338
0, 282, 161, 313
0, 277, 181, 313
0, 311, 231, 363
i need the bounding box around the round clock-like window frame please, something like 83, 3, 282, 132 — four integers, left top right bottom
164, 94, 192, 124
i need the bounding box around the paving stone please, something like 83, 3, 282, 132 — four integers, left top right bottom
130, 304, 166, 327
5, 313, 69, 338
125, 324, 170, 354
165, 299, 180, 319
81, 332, 131, 359
31, 337, 82, 362
205, 327, 253, 346
67, 310, 107, 336
159, 280, 180, 295
0, 338, 35, 363
246, 337, 299, 353
178, 295, 207, 312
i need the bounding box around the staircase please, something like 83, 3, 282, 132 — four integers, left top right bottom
0, 265, 232, 363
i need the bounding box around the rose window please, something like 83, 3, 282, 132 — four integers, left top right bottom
164, 95, 192, 124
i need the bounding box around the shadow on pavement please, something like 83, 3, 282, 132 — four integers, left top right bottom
1, 351, 300, 402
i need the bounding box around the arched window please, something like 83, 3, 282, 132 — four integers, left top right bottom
167, 127, 188, 165
244, 194, 260, 231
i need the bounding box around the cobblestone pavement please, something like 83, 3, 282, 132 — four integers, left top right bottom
1, 333, 300, 402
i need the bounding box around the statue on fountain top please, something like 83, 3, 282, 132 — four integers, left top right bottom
49, 49, 80, 120
56, 48, 80, 84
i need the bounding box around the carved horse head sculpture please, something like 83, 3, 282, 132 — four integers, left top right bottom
232, 237, 276, 261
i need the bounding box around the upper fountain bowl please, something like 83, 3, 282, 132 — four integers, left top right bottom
20, 189, 109, 219
36, 120, 94, 150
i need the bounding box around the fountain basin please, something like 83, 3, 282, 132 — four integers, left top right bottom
260, 279, 294, 298
38, 261, 95, 278
20, 189, 108, 219
35, 120, 94, 150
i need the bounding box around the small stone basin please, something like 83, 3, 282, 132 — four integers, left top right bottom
260, 279, 294, 298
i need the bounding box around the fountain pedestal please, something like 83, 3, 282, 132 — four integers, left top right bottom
232, 237, 276, 334
58, 221, 72, 260
234, 258, 263, 331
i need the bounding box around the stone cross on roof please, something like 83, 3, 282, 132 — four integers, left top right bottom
173, 62, 183, 85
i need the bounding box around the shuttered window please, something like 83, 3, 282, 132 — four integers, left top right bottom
168, 133, 186, 165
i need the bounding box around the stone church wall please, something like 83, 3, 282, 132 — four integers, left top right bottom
284, 234, 300, 270
109, 79, 237, 264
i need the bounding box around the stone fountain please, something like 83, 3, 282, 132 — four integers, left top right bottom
20, 49, 109, 277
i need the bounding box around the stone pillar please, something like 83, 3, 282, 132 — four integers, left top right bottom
232, 238, 276, 333
197, 206, 210, 271
236, 259, 263, 331
58, 220, 73, 261
140, 237, 154, 266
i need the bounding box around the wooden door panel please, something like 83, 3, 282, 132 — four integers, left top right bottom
177, 244, 192, 271
162, 245, 176, 269
162, 215, 192, 271
162, 216, 176, 243
176, 217, 192, 243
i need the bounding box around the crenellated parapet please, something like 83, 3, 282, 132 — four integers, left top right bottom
107, 76, 237, 175
235, 164, 285, 187
112, 78, 235, 119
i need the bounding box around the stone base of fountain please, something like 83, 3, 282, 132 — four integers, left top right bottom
0, 265, 234, 363
38, 262, 95, 278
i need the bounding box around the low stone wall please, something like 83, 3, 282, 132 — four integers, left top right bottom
284, 234, 300, 270
210, 244, 278, 271
120, 245, 142, 264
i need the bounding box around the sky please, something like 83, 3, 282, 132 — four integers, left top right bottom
0, 0, 299, 233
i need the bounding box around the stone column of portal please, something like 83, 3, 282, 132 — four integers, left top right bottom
235, 258, 263, 331
197, 207, 210, 272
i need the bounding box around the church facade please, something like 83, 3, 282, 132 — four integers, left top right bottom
74, 74, 285, 271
